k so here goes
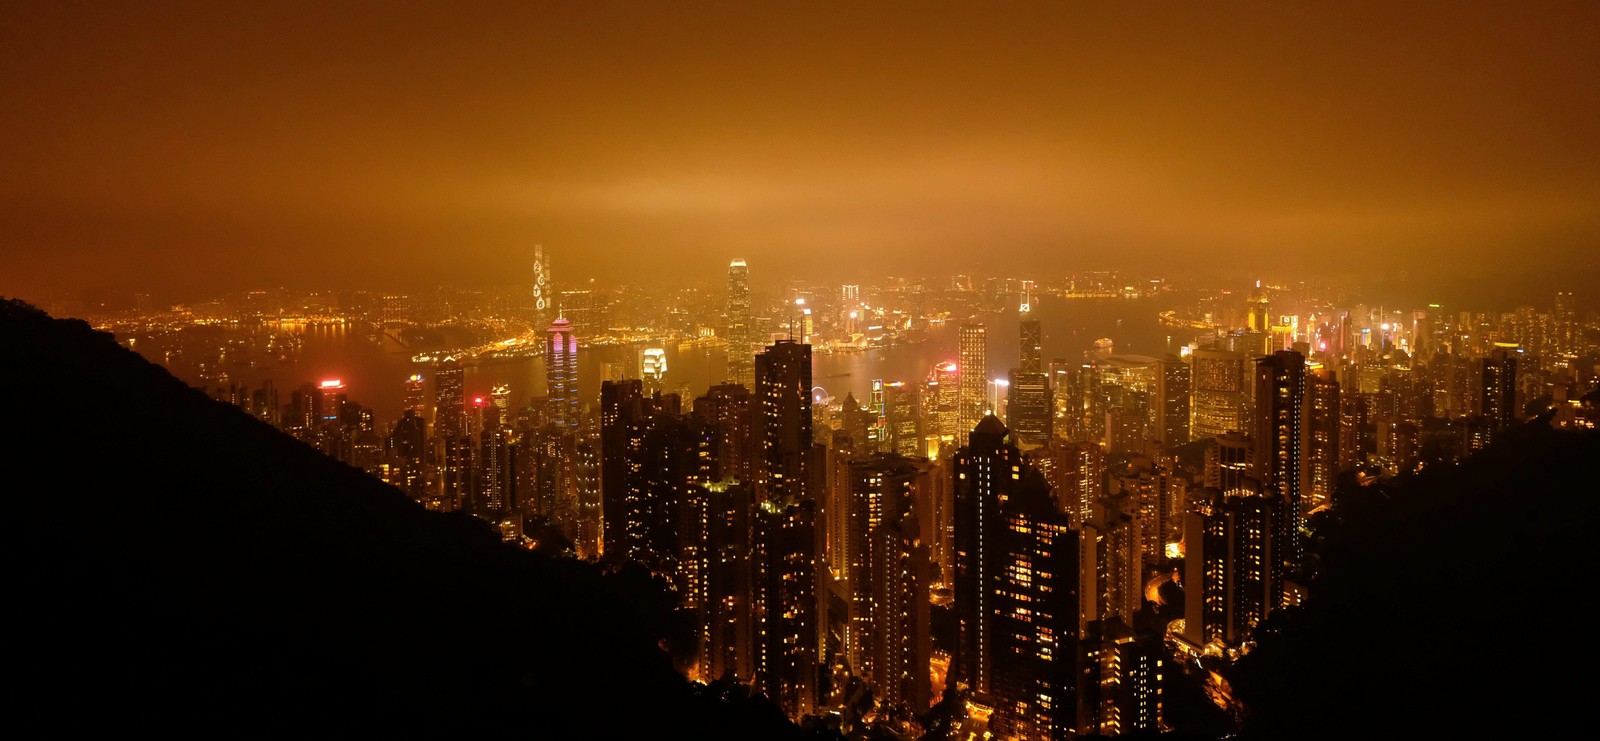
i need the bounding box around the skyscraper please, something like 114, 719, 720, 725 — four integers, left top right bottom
641, 347, 667, 396
726, 259, 753, 388
599, 379, 645, 555
546, 316, 578, 428
953, 414, 1019, 696
1009, 307, 1052, 446
433, 357, 465, 439
1481, 343, 1519, 440
532, 244, 553, 329
954, 415, 1083, 737
1191, 347, 1249, 440
751, 338, 821, 718
1304, 365, 1340, 514
1156, 355, 1192, 449
958, 323, 988, 436
1253, 349, 1306, 580
755, 339, 813, 503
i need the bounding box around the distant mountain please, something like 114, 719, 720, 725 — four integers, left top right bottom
1230, 412, 1600, 739
2, 299, 813, 738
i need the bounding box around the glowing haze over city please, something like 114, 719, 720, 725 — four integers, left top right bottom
4, 3, 1597, 739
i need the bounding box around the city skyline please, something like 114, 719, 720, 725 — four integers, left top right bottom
3, 1, 1598, 300
5, 4, 1599, 739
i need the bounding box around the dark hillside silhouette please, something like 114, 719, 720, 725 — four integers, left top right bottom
1230, 413, 1600, 739
2, 299, 813, 738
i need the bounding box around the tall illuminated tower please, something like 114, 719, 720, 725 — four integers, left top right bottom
547, 315, 578, 429
1253, 349, 1306, 581
433, 358, 465, 439
726, 259, 753, 388
1191, 347, 1249, 440
532, 244, 552, 329
755, 339, 812, 503
752, 338, 821, 717
957, 323, 987, 436
1009, 306, 1050, 445
403, 374, 427, 419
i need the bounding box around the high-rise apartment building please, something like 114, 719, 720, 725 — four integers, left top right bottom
1253, 350, 1306, 578
756, 340, 813, 503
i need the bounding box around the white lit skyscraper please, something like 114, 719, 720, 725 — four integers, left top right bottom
726, 259, 753, 388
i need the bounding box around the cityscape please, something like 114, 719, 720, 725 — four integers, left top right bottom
5, 3, 1598, 739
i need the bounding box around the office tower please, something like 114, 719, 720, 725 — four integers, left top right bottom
403, 374, 427, 419
958, 323, 988, 436
1304, 366, 1340, 514
1253, 350, 1306, 579
316, 379, 346, 424
1481, 344, 1519, 440
641, 347, 667, 396
726, 259, 754, 388
434, 357, 465, 439
1191, 347, 1249, 440
545, 316, 578, 428
1156, 355, 1192, 449
532, 244, 552, 329
694, 383, 758, 485
755, 340, 813, 503
929, 360, 960, 448
883, 381, 923, 457
489, 384, 511, 430
869, 379, 888, 452
1182, 488, 1285, 648
1019, 312, 1043, 374
1009, 317, 1053, 447
955, 416, 1083, 737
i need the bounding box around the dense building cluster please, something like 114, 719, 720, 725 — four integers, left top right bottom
114, 254, 1599, 739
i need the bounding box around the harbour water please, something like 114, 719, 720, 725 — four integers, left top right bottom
217, 294, 1202, 422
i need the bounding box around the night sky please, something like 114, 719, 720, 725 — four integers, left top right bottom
3, 1, 1597, 297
